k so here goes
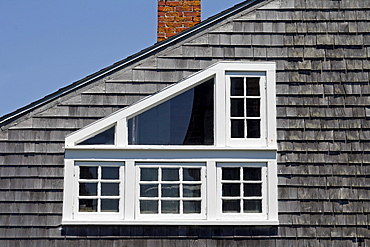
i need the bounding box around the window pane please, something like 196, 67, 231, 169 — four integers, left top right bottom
162, 168, 179, 181
161, 200, 180, 214
80, 167, 98, 179
246, 99, 260, 117
183, 201, 201, 214
243, 168, 261, 181
222, 199, 240, 213
222, 183, 240, 197
222, 167, 240, 180
140, 200, 158, 214
246, 78, 260, 96
102, 167, 119, 180
231, 119, 244, 138
183, 184, 201, 197
162, 184, 180, 197
244, 199, 262, 213
141, 168, 158, 181
231, 77, 244, 96
101, 183, 119, 196
183, 168, 201, 181
77, 126, 115, 145
140, 184, 158, 197
246, 120, 260, 138
79, 183, 97, 196
244, 183, 262, 197
101, 199, 119, 212
231, 99, 244, 117
128, 78, 214, 145
79, 199, 97, 212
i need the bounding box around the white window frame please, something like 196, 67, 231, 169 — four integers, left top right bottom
62, 62, 278, 225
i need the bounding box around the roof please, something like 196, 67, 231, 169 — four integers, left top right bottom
0, 0, 268, 127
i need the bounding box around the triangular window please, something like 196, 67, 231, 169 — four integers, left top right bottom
77, 126, 115, 145
127, 78, 214, 145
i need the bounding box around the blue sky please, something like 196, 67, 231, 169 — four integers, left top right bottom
0, 0, 243, 117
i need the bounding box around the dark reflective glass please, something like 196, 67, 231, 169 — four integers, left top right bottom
183, 168, 201, 181
128, 79, 214, 145
140, 184, 158, 197
247, 120, 260, 138
140, 200, 158, 214
183, 200, 201, 214
161, 200, 180, 214
231, 99, 244, 117
222, 167, 240, 180
222, 199, 240, 213
79, 183, 97, 196
102, 167, 119, 180
222, 183, 240, 197
101, 199, 119, 212
231, 78, 244, 96
231, 119, 244, 138
78, 126, 115, 145
244, 183, 262, 197
162, 184, 180, 197
243, 199, 262, 213
101, 183, 119, 196
79, 199, 97, 212
140, 168, 158, 181
246, 78, 260, 96
246, 99, 260, 117
243, 168, 262, 181
183, 184, 201, 197
162, 168, 179, 181
80, 167, 98, 179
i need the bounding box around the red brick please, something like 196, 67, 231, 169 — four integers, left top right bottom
158, 27, 175, 33
166, 32, 177, 37
184, 11, 200, 17
165, 12, 181, 17
175, 27, 188, 33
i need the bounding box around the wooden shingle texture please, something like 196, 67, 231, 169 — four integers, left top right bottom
0, 0, 369, 245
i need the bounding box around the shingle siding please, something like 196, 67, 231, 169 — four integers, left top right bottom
0, 0, 369, 245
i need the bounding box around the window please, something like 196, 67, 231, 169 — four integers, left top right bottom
63, 62, 277, 225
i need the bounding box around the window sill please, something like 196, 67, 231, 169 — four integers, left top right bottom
62, 219, 279, 226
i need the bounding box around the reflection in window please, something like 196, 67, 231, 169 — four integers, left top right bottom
77, 126, 115, 145
128, 79, 214, 145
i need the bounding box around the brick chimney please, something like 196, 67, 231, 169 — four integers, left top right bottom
158, 1, 201, 42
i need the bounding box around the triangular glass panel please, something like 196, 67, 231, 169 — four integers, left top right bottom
128, 78, 214, 145
77, 126, 115, 145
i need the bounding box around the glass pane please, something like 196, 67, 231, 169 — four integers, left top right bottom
183, 200, 201, 214
79, 199, 97, 212
140, 168, 158, 181
231, 77, 244, 96
246, 120, 260, 138
101, 183, 119, 196
231, 99, 244, 117
222, 199, 240, 213
140, 184, 158, 197
244, 199, 262, 213
80, 167, 98, 179
183, 168, 201, 181
231, 119, 245, 138
140, 200, 158, 214
243, 168, 262, 181
222, 167, 240, 180
79, 183, 97, 196
77, 126, 115, 145
161, 200, 180, 214
246, 99, 260, 117
244, 183, 262, 197
128, 78, 214, 145
101, 199, 119, 212
162, 184, 180, 197
162, 168, 179, 181
246, 78, 260, 96
102, 167, 119, 180
183, 184, 201, 197
222, 183, 240, 196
